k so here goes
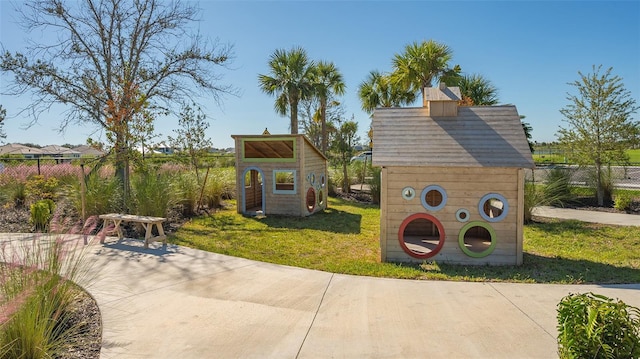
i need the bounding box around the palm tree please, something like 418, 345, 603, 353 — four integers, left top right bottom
258, 47, 315, 134
358, 70, 416, 114
312, 61, 345, 153
457, 74, 499, 106
391, 40, 461, 105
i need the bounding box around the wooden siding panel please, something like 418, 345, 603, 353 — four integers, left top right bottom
380, 166, 523, 265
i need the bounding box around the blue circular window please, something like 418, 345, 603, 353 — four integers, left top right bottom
421, 185, 447, 211
478, 193, 509, 222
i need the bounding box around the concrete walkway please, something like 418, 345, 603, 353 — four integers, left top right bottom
2, 208, 639, 358
533, 206, 640, 226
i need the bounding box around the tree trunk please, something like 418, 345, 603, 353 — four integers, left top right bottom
115, 132, 130, 211
320, 99, 327, 154
595, 162, 604, 206
290, 102, 299, 134
342, 161, 349, 194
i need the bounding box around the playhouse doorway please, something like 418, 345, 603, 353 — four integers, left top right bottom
243, 168, 264, 215
398, 213, 445, 259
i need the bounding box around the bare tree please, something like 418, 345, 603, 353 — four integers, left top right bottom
1, 0, 234, 205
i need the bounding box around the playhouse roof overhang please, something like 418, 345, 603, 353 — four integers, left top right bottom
371, 106, 535, 168
231, 133, 328, 161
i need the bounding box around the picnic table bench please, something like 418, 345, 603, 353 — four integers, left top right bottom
99, 213, 167, 248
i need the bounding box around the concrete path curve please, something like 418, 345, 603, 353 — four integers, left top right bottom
2, 206, 639, 358
26, 230, 631, 359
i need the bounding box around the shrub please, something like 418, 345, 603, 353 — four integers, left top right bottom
25, 175, 60, 204
0, 229, 94, 358
173, 171, 199, 217
614, 191, 634, 211
557, 292, 640, 359
67, 172, 123, 218
30, 199, 55, 232
368, 166, 381, 204
130, 168, 177, 217
586, 165, 617, 204
202, 167, 236, 209
524, 181, 547, 224
1, 180, 26, 207
544, 167, 575, 207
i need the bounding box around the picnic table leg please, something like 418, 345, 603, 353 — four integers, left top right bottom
100, 219, 123, 244
115, 219, 123, 239
143, 223, 152, 248
156, 222, 167, 246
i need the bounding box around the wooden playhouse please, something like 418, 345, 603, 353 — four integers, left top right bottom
372, 84, 535, 265
231, 133, 328, 217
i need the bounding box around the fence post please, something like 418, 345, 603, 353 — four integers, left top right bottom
80, 160, 86, 221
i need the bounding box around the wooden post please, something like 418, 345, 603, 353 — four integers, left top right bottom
80, 160, 86, 221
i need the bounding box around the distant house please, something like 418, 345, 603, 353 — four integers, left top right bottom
41, 145, 81, 159
372, 84, 534, 266
73, 145, 105, 157
0, 143, 44, 158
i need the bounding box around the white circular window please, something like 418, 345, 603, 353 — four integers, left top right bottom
456, 208, 470, 222
421, 185, 447, 211
478, 193, 509, 222
402, 186, 416, 200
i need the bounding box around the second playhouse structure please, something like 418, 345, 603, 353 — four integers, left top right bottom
372, 84, 534, 265
231, 132, 328, 217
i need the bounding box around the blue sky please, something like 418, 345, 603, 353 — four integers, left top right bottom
1, 0, 639, 149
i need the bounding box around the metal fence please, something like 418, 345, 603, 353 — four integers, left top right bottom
526, 165, 640, 190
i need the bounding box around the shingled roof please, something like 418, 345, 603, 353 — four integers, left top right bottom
372, 106, 535, 168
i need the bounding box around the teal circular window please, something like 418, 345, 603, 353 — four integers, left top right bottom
456, 208, 470, 222
402, 186, 416, 200
458, 221, 496, 258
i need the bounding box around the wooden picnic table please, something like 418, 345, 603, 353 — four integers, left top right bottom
99, 213, 167, 248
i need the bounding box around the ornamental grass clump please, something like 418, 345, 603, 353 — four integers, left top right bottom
0, 218, 97, 358
30, 199, 56, 232
557, 292, 640, 359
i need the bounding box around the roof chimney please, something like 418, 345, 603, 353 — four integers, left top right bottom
423, 83, 462, 116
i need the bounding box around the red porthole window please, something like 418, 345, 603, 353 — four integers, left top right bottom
397, 213, 445, 259
306, 187, 316, 212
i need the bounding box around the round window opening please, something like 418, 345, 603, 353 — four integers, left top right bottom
306, 187, 316, 212
309, 173, 316, 186
421, 185, 447, 211
478, 193, 509, 222
402, 187, 416, 200
320, 174, 326, 187
317, 190, 325, 207
458, 221, 496, 258
398, 213, 445, 259
456, 208, 470, 222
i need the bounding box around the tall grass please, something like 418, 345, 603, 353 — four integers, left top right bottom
201, 167, 235, 209
173, 171, 200, 217
0, 223, 95, 358
67, 172, 123, 218
130, 168, 177, 217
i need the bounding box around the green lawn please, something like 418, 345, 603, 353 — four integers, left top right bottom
533, 148, 640, 164
629, 149, 640, 163
170, 197, 640, 284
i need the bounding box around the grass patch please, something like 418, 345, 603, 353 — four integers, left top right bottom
628, 148, 640, 163
170, 197, 640, 284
